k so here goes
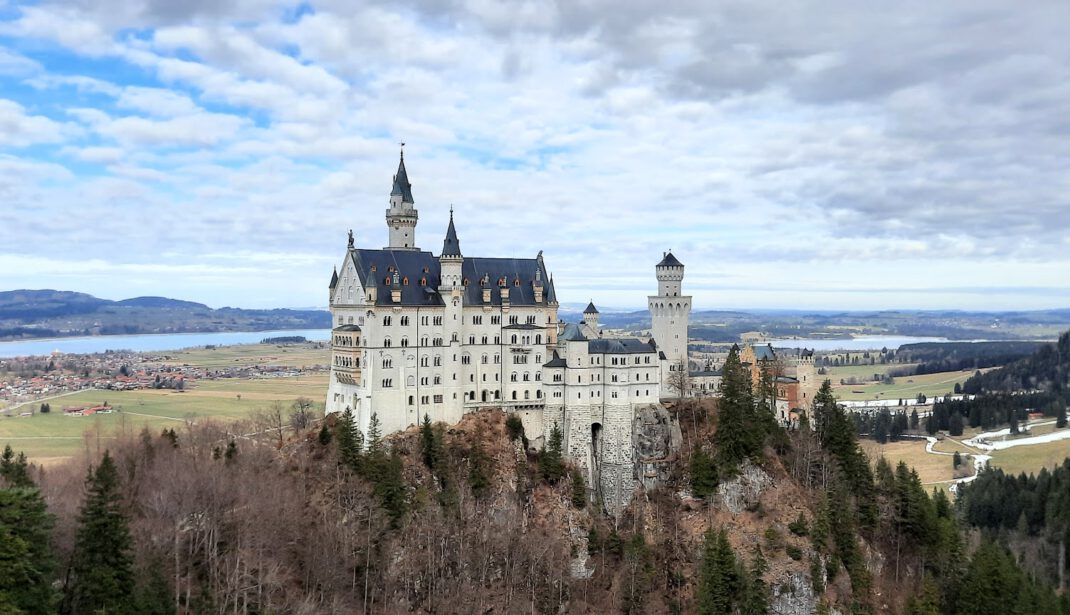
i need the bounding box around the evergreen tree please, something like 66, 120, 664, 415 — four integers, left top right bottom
419, 414, 446, 485
1058, 407, 1067, 429
0, 484, 57, 613
318, 422, 332, 445
64, 451, 136, 615
910, 408, 920, 430
366, 412, 383, 455
690, 448, 719, 499
715, 345, 761, 475
334, 407, 364, 472
372, 452, 407, 528
696, 527, 740, 615
540, 422, 565, 485
0, 445, 32, 488
739, 547, 769, 615
907, 574, 941, 615
570, 468, 587, 509
469, 439, 491, 498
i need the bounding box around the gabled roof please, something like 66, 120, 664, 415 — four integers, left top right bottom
583, 301, 599, 314
441, 211, 461, 257
390, 152, 414, 203
657, 251, 683, 268
588, 338, 658, 355
329, 267, 338, 289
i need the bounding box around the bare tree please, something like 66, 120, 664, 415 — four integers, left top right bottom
666, 361, 690, 401
289, 397, 315, 431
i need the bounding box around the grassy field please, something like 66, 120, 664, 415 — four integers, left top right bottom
825, 362, 916, 381
159, 343, 329, 369
990, 440, 1070, 476
831, 369, 974, 401
1, 344, 330, 464
861, 438, 965, 486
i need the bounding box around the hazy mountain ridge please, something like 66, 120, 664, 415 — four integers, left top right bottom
0, 290, 330, 340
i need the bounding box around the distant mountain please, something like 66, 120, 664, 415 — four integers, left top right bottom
0, 290, 331, 341
115, 296, 211, 310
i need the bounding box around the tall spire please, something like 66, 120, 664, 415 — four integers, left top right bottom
441, 206, 461, 257
390, 146, 414, 204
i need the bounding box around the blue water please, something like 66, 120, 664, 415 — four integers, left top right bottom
0, 329, 331, 358
764, 336, 952, 351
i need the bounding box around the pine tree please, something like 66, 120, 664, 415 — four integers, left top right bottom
740, 547, 769, 615
696, 527, 740, 615
366, 412, 383, 455
373, 452, 407, 528
318, 423, 332, 445
0, 484, 57, 613
469, 439, 491, 498
690, 448, 719, 498
715, 345, 760, 475
0, 445, 32, 488
570, 468, 587, 508
64, 451, 136, 615
541, 422, 565, 485
334, 407, 364, 472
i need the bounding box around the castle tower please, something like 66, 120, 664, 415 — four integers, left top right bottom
648, 252, 692, 384
437, 209, 465, 424
385, 149, 419, 250
582, 301, 600, 332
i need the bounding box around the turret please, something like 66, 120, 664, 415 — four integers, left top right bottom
583, 301, 600, 331
385, 148, 419, 250
655, 251, 685, 297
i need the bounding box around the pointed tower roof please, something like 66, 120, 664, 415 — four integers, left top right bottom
329, 266, 338, 289
390, 149, 414, 204
657, 251, 683, 268
584, 301, 599, 314
441, 208, 462, 257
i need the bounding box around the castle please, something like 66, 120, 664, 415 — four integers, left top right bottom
325, 152, 690, 511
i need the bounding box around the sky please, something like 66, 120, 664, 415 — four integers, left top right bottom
0, 0, 1068, 312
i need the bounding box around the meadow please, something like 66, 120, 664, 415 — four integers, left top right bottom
829, 368, 975, 401
0, 343, 329, 465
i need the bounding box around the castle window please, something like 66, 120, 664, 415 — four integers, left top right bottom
511, 334, 518, 344
491, 315, 501, 325
481, 336, 488, 344
382, 357, 392, 368
421, 356, 429, 367
434, 376, 441, 385
434, 355, 442, 366
383, 315, 391, 326
535, 335, 541, 344
535, 372, 541, 381
514, 278, 520, 287
387, 265, 395, 273
384, 276, 391, 285
494, 354, 500, 364
462, 354, 471, 365
511, 372, 518, 382
400, 316, 409, 326
463, 277, 469, 286
527, 315, 536, 324
509, 315, 518, 325
472, 315, 482, 325
384, 338, 392, 347
536, 390, 542, 399
481, 354, 488, 364
408, 396, 414, 405
400, 337, 409, 347
494, 336, 500, 344
407, 375, 415, 386
370, 264, 377, 272
512, 391, 517, 400
434, 395, 443, 404
421, 336, 429, 346
402, 276, 408, 285
468, 335, 476, 344
382, 378, 393, 387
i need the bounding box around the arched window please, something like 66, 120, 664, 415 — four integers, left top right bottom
401, 337, 409, 347
384, 337, 392, 347
535, 335, 541, 344
383, 315, 391, 326
512, 391, 517, 400
511, 334, 517, 344
511, 372, 518, 382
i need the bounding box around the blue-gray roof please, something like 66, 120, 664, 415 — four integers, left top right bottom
753, 344, 776, 361
587, 338, 657, 354
584, 301, 599, 314
441, 212, 461, 257
351, 248, 556, 308
329, 267, 338, 289
560, 323, 587, 341
390, 153, 414, 203
657, 252, 683, 268
334, 324, 361, 331
544, 351, 567, 368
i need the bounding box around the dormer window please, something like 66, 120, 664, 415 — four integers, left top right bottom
420, 276, 427, 286
402, 276, 409, 285
387, 265, 395, 273
462, 277, 469, 286
514, 278, 520, 287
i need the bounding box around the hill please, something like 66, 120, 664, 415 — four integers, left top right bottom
0, 289, 330, 340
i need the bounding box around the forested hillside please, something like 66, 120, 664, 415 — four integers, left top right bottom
963, 330, 1070, 395
1, 348, 1066, 613
0, 289, 330, 340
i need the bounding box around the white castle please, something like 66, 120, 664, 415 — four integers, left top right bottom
326, 152, 690, 509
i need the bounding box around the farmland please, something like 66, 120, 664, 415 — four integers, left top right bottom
0, 343, 329, 465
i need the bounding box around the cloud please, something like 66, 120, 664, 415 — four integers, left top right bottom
0, 0, 1067, 310
0, 99, 77, 147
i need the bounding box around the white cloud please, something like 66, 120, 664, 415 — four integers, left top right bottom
0, 99, 75, 147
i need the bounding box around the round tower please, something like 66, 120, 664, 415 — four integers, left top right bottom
648, 251, 692, 389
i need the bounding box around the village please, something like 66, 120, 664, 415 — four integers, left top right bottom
0, 345, 329, 416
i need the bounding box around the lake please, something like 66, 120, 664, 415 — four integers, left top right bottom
0, 329, 331, 358
763, 336, 953, 351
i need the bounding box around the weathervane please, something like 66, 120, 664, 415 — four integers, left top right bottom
399, 141, 405, 158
